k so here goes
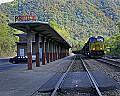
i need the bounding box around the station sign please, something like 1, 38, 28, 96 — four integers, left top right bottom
15, 15, 37, 22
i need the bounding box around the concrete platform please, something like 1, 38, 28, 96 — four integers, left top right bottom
92, 71, 120, 91
0, 64, 25, 72
0, 55, 74, 96
38, 73, 62, 93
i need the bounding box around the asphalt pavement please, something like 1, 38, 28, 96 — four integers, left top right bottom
0, 56, 74, 96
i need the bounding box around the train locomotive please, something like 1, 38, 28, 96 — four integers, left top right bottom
81, 36, 104, 57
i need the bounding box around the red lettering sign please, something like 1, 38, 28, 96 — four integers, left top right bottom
15, 15, 37, 21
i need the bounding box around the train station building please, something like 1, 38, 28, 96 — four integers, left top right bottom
8, 21, 71, 70
14, 33, 42, 59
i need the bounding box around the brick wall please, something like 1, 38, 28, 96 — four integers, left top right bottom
17, 43, 41, 56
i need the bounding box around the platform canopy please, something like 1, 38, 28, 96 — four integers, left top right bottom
8, 21, 71, 48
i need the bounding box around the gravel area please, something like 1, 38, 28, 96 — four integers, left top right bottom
103, 57, 120, 62
69, 55, 85, 72
83, 57, 120, 96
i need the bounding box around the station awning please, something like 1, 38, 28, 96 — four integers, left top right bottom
8, 21, 71, 48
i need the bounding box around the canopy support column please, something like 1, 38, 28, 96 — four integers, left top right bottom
26, 26, 32, 70
50, 40, 53, 62
35, 33, 40, 67
46, 38, 50, 63
42, 37, 46, 65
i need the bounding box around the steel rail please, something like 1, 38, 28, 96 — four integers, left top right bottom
97, 58, 120, 68
80, 56, 103, 96
51, 55, 76, 96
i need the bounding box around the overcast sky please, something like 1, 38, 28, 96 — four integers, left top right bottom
0, 0, 14, 4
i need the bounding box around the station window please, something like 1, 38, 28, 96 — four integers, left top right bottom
97, 38, 104, 42
89, 38, 96, 42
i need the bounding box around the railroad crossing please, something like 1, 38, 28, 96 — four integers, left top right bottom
8, 21, 71, 70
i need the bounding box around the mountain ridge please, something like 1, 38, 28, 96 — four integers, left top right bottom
0, 0, 119, 42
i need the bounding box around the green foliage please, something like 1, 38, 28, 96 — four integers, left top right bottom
50, 21, 73, 45
117, 22, 120, 27
105, 33, 120, 56
116, 22, 120, 33
0, 0, 119, 41
0, 11, 19, 57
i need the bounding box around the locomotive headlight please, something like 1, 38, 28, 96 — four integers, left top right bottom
100, 48, 102, 50
93, 48, 95, 50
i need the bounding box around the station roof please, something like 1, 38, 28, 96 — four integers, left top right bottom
8, 21, 71, 48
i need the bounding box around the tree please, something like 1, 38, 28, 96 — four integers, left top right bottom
116, 22, 120, 33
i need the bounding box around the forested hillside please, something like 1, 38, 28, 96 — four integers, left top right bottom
0, 0, 119, 40
0, 11, 19, 57
105, 33, 120, 57
0, 0, 120, 57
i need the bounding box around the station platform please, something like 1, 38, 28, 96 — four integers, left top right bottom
0, 55, 74, 96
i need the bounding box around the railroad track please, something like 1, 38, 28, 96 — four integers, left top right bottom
52, 55, 104, 96
96, 58, 120, 68
80, 56, 103, 96
32, 55, 107, 96
50, 56, 76, 96
82, 56, 120, 96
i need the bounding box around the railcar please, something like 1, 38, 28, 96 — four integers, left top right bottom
81, 36, 104, 57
